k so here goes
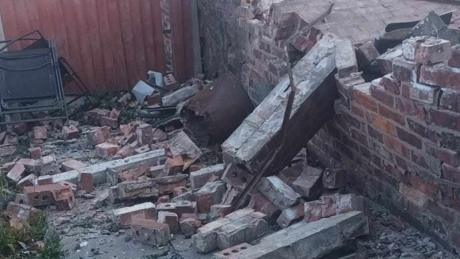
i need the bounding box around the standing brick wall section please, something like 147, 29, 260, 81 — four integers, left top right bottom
197, 1, 320, 104
308, 37, 460, 251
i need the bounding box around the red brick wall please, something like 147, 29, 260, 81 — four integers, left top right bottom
309, 37, 460, 251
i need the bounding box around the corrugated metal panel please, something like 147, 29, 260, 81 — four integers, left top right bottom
0, 0, 194, 93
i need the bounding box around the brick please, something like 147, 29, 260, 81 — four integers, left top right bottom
448, 44, 460, 68
415, 38, 451, 65
192, 208, 268, 253
395, 95, 425, 119
195, 181, 227, 213
370, 79, 395, 107
100, 116, 118, 129
86, 108, 110, 125
429, 109, 460, 131
402, 36, 426, 61
356, 40, 379, 67
426, 144, 460, 167
62, 125, 79, 140
37, 175, 53, 185
95, 142, 120, 159
110, 179, 159, 203
392, 57, 416, 82
304, 200, 323, 223
353, 83, 378, 112
180, 217, 202, 238
441, 164, 460, 183
112, 202, 156, 226
134, 145, 150, 154
440, 88, 460, 112
407, 118, 439, 143
80, 172, 94, 193
136, 123, 154, 145
40, 155, 59, 175
129, 218, 170, 246
276, 203, 304, 228
350, 104, 365, 118
7, 163, 26, 182
335, 38, 358, 78
164, 73, 179, 91
380, 74, 400, 95
408, 82, 439, 105
157, 200, 197, 217
376, 46, 403, 75
158, 211, 179, 234
115, 145, 135, 158
24, 183, 75, 210
61, 159, 88, 171
291, 166, 323, 199
190, 164, 225, 189
322, 168, 347, 189
440, 131, 460, 152
87, 127, 111, 146
366, 112, 397, 136
248, 192, 279, 221
209, 204, 232, 220
420, 63, 460, 90
28, 147, 42, 159
367, 125, 383, 143
396, 127, 422, 149
33, 126, 47, 140
399, 184, 429, 207
257, 176, 300, 210
165, 155, 184, 175
378, 104, 405, 125
383, 135, 410, 159
18, 174, 37, 187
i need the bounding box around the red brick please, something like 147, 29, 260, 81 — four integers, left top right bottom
440, 88, 460, 112
396, 127, 422, 149
350, 104, 365, 118
395, 97, 425, 120
80, 172, 94, 193
88, 126, 111, 146
380, 74, 401, 95
136, 124, 154, 145
24, 183, 75, 210
440, 131, 460, 152
367, 125, 384, 143
429, 109, 460, 131
350, 128, 368, 146
166, 155, 184, 174
441, 163, 460, 183
420, 63, 460, 90
402, 36, 426, 61
129, 218, 170, 246
392, 57, 416, 82
352, 83, 378, 112
415, 38, 451, 65
366, 112, 397, 136
408, 83, 439, 105
304, 200, 323, 223
33, 126, 47, 140
383, 135, 411, 159
448, 44, 460, 68
426, 144, 460, 167
62, 125, 79, 140
406, 118, 439, 143
158, 211, 179, 234
95, 142, 120, 159
28, 147, 42, 159
115, 145, 135, 158
370, 79, 395, 107
7, 163, 26, 182
378, 104, 405, 125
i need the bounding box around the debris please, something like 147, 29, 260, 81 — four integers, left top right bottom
322, 168, 347, 190
180, 215, 202, 238
33, 126, 47, 140
61, 159, 88, 171
192, 208, 269, 253
5, 202, 41, 230
213, 211, 369, 259
291, 166, 323, 199
129, 218, 171, 246
168, 130, 202, 170
88, 126, 111, 146
195, 181, 227, 213
23, 183, 75, 210
162, 84, 200, 107
157, 200, 197, 217
222, 34, 338, 192
256, 176, 300, 210
28, 147, 42, 159
276, 203, 304, 228
132, 80, 156, 104
62, 125, 80, 140
158, 211, 180, 234
336, 38, 358, 78
190, 164, 225, 189
7, 163, 26, 183
18, 174, 37, 187
95, 142, 120, 159
80, 172, 94, 193
112, 202, 156, 226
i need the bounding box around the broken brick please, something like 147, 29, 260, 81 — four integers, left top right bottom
23, 183, 75, 210
5, 202, 41, 230
7, 163, 26, 183
415, 38, 452, 65
292, 166, 323, 200
112, 202, 156, 226
33, 126, 47, 140
62, 125, 80, 140
276, 203, 305, 228
28, 147, 42, 159
129, 217, 171, 246
190, 164, 225, 189
136, 123, 154, 145
18, 174, 37, 188
166, 155, 185, 175
101, 116, 119, 129
80, 172, 94, 193
88, 127, 111, 146
96, 142, 120, 159
195, 181, 227, 213
180, 216, 202, 238
256, 176, 300, 210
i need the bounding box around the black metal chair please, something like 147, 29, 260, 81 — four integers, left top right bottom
0, 31, 68, 124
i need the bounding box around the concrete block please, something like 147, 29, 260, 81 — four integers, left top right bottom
257, 176, 300, 210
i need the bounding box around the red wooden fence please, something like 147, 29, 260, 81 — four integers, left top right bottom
0, 0, 194, 93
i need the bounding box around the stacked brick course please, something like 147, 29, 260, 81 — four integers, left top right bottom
309, 37, 460, 250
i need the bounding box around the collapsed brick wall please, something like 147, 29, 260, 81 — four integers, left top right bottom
309, 38, 460, 251
197, 1, 318, 103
